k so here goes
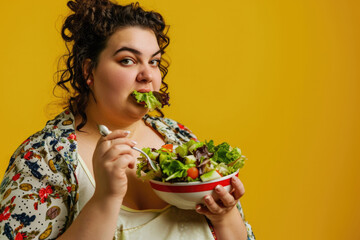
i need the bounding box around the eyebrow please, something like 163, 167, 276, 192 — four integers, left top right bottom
113, 46, 162, 57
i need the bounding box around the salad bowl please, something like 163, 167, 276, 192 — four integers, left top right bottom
149, 170, 239, 210
136, 139, 246, 210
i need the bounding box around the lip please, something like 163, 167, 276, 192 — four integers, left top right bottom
136, 89, 151, 93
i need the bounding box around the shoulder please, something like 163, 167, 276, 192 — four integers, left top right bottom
6, 110, 78, 176
143, 115, 198, 145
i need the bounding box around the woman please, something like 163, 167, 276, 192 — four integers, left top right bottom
0, 0, 255, 239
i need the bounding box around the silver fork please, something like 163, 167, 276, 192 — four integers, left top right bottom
98, 124, 159, 171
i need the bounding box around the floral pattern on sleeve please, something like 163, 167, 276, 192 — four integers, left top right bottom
143, 115, 198, 145
0, 111, 79, 239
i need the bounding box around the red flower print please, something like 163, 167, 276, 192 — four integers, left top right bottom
39, 185, 53, 203
15, 232, 24, 240
178, 123, 185, 130
34, 202, 38, 210
22, 138, 30, 145
11, 196, 16, 203
24, 151, 33, 160
0, 206, 11, 222
57, 146, 64, 151
68, 133, 77, 140
12, 173, 21, 181
3, 213, 10, 221
67, 186, 71, 192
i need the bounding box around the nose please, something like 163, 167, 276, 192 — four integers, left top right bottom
136, 65, 153, 84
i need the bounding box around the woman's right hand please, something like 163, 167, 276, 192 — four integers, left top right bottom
91, 130, 136, 204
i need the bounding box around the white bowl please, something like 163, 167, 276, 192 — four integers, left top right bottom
149, 170, 239, 210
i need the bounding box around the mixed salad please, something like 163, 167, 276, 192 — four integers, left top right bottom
136, 140, 246, 182
132, 90, 170, 111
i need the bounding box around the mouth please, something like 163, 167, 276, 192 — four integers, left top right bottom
131, 89, 152, 106
136, 88, 151, 93
130, 90, 147, 106
130, 90, 170, 110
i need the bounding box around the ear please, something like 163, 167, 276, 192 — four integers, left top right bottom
82, 59, 94, 82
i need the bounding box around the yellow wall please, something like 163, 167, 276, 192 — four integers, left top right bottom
1, 0, 359, 239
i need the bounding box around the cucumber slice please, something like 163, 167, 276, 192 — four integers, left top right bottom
184, 155, 196, 165
175, 145, 188, 158
200, 169, 222, 182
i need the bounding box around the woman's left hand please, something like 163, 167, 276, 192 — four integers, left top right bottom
195, 176, 245, 224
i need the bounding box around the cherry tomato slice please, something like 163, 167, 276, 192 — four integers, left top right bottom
161, 144, 173, 152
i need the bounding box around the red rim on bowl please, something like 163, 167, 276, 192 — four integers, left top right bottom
149, 170, 239, 193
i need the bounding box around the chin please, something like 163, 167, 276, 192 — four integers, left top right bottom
127, 104, 149, 119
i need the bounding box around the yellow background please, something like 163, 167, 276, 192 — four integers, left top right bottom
1, 0, 359, 239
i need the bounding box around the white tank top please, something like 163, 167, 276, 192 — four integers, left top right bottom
75, 154, 215, 240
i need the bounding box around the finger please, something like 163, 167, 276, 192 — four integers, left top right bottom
102, 145, 134, 162
108, 154, 136, 180
195, 204, 212, 215
214, 185, 237, 208
231, 176, 245, 200
203, 195, 223, 214
113, 154, 136, 169
104, 129, 131, 141
97, 130, 131, 148
110, 138, 137, 148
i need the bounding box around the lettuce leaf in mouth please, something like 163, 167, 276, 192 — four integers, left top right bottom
132, 90, 169, 111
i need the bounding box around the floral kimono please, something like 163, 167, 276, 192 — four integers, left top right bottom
0, 110, 255, 240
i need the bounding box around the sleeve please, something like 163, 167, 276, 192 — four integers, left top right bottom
144, 116, 198, 145
0, 134, 77, 240
164, 118, 198, 142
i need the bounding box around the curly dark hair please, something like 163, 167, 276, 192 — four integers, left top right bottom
56, 0, 170, 131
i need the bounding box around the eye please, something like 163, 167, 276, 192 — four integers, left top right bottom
120, 58, 135, 66
150, 59, 161, 67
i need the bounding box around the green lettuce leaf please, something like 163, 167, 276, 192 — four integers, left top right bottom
212, 142, 231, 163
161, 159, 187, 177
226, 147, 242, 162
132, 90, 162, 111
205, 140, 216, 153
165, 170, 187, 181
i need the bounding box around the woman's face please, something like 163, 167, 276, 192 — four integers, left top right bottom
89, 27, 162, 121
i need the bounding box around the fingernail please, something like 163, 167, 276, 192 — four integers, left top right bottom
196, 205, 202, 211
124, 130, 131, 136
131, 140, 137, 145
215, 185, 222, 192
205, 195, 211, 203
232, 176, 238, 182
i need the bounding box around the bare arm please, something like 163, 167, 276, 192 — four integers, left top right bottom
196, 176, 250, 240
58, 196, 122, 240
207, 205, 247, 240
60, 130, 136, 239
